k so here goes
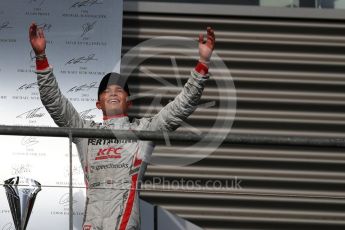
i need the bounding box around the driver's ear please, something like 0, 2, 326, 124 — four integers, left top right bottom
126, 94, 132, 108
127, 100, 133, 108
96, 101, 101, 109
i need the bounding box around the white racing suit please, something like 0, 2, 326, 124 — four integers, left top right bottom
37, 67, 208, 230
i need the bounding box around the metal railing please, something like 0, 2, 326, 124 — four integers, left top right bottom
1, 125, 345, 147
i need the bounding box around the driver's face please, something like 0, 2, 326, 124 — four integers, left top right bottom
96, 84, 130, 116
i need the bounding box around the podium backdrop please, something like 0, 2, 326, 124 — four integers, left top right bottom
0, 0, 123, 229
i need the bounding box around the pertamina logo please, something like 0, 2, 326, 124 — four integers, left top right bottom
95, 147, 122, 160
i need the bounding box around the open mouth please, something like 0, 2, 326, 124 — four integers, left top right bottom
109, 99, 120, 104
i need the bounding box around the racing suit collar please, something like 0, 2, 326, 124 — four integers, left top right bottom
102, 115, 130, 127
103, 114, 128, 120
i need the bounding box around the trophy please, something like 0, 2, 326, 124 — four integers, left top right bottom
3, 177, 41, 230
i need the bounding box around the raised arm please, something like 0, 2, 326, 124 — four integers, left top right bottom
29, 23, 84, 128
145, 27, 215, 131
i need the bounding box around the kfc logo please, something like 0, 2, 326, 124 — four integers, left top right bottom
95, 147, 122, 160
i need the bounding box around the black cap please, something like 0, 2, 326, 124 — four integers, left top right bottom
98, 72, 130, 99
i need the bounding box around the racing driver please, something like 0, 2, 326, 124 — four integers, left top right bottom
29, 22, 215, 230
